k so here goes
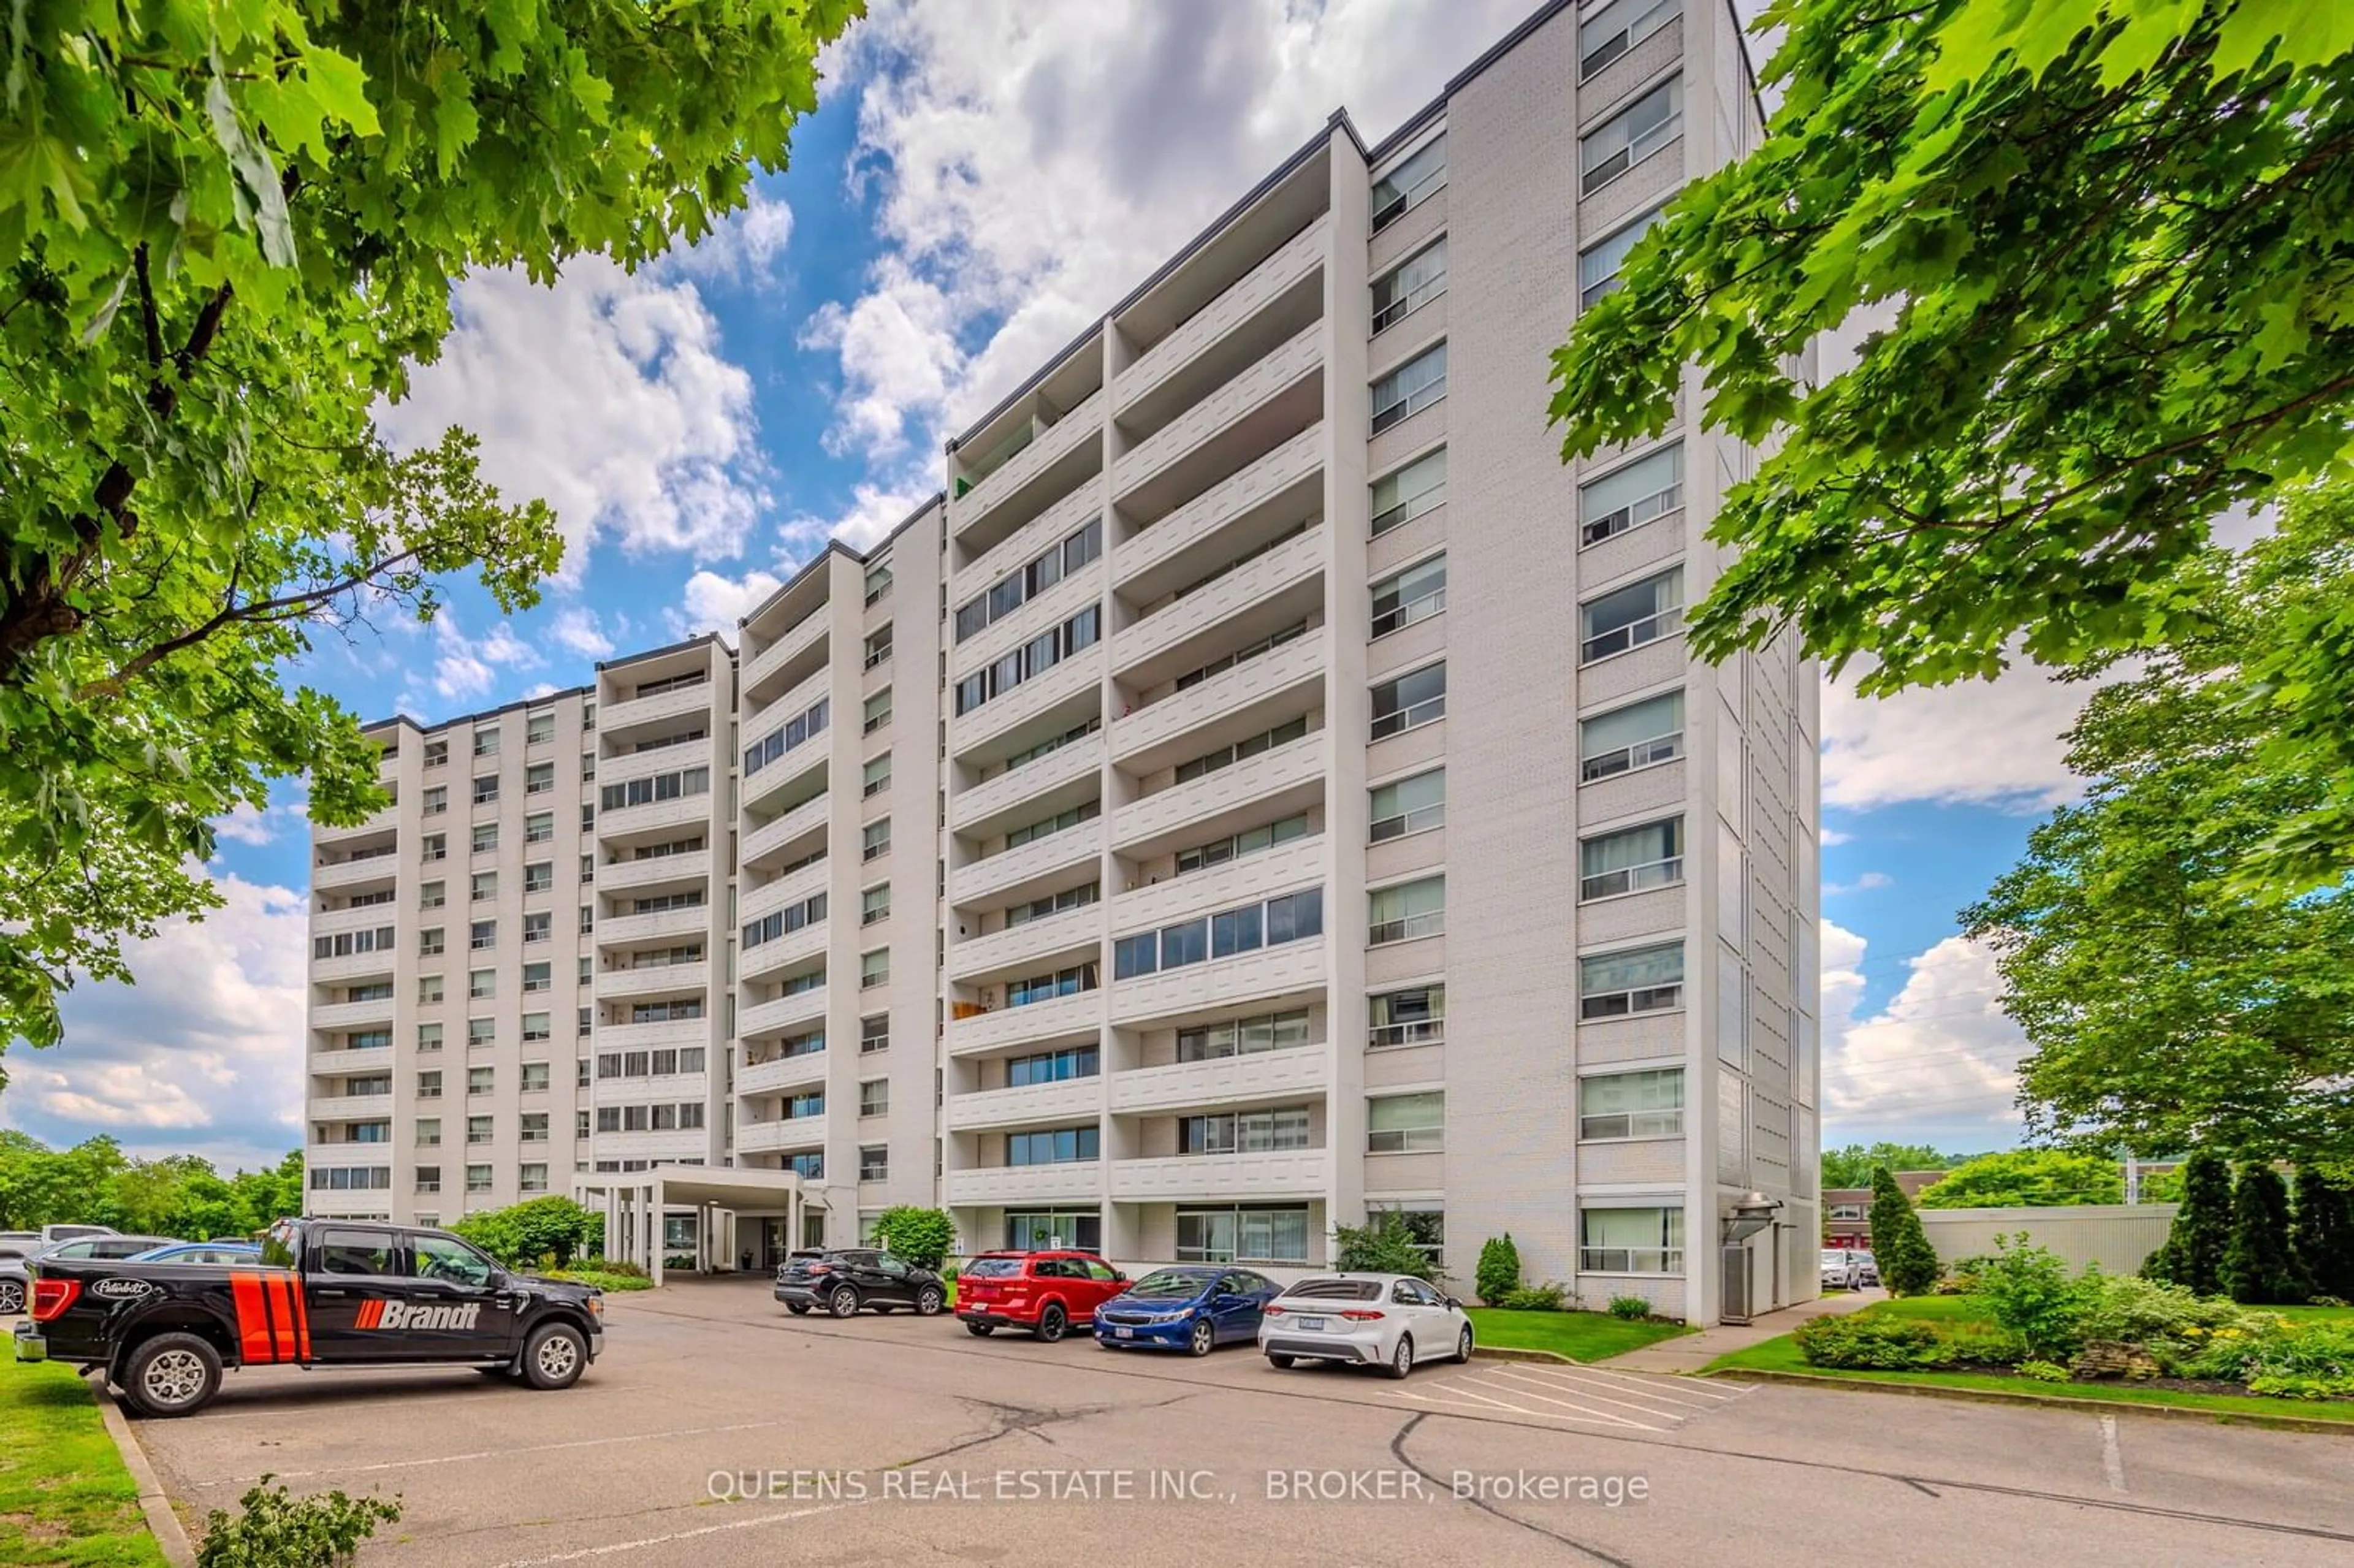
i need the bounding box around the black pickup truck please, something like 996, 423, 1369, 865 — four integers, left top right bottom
12, 1217, 603, 1417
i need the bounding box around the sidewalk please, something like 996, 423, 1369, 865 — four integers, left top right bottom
1609, 1288, 1883, 1374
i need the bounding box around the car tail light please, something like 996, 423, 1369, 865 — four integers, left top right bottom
1263, 1304, 1287, 1316
30, 1278, 81, 1322
1339, 1309, 1386, 1322
806, 1263, 833, 1275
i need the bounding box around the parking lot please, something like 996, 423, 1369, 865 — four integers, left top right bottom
93, 1279, 2354, 1567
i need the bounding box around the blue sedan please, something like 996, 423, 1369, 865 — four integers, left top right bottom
1093, 1266, 1281, 1356
126, 1241, 261, 1265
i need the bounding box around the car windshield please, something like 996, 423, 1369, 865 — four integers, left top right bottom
1281, 1278, 1382, 1301
1126, 1270, 1213, 1300
962, 1258, 1026, 1279
1854, 1252, 1876, 1263
1821, 1250, 1843, 1264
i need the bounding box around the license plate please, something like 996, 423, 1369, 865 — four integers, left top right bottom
1295, 1316, 1325, 1331
1114, 1326, 1133, 1339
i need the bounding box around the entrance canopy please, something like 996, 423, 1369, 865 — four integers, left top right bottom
576, 1165, 810, 1288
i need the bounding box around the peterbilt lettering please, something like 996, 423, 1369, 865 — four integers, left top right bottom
360, 1299, 482, 1331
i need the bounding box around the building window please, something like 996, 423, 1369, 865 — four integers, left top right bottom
1371, 447, 1446, 536
859, 1080, 889, 1117
472, 775, 498, 805
1007, 1125, 1099, 1166
1004, 883, 1099, 926
1175, 720, 1304, 785
1113, 889, 1322, 980
1581, 75, 1682, 195
523, 861, 554, 896
467, 1016, 495, 1045
787, 1152, 823, 1180
1369, 769, 1444, 842
1368, 876, 1444, 945
743, 696, 829, 776
473, 727, 500, 758
1579, 816, 1685, 900
1177, 817, 1307, 875
863, 818, 891, 862
599, 766, 710, 811
472, 823, 498, 853
1580, 1068, 1685, 1140
522, 961, 552, 994
422, 833, 447, 864
1580, 0, 1677, 77
953, 517, 1103, 644
864, 559, 894, 607
1580, 1206, 1685, 1274
423, 738, 449, 768
422, 785, 448, 816
1176, 1206, 1309, 1265
1007, 1045, 1099, 1084
1579, 941, 1685, 1019
859, 1146, 889, 1182
419, 928, 446, 957
1370, 342, 1447, 434
419, 880, 446, 911
1367, 1092, 1444, 1154
861, 885, 891, 926
1370, 135, 1445, 232
741, 892, 828, 950
1368, 985, 1443, 1049
582, 752, 596, 781
1006, 962, 1096, 1006
861, 950, 889, 989
468, 1067, 494, 1096
1369, 555, 1447, 639
1371, 238, 1447, 333
1006, 1210, 1101, 1252
1176, 1011, 1307, 1062
521, 1014, 550, 1046
863, 623, 893, 671
1580, 441, 1683, 546
471, 871, 497, 903
525, 761, 554, 795
466, 1165, 493, 1193
1580, 568, 1683, 664
1370, 663, 1446, 739
525, 710, 556, 745
1181, 1106, 1311, 1155
951, 603, 1100, 715
1580, 691, 1685, 782
860, 1014, 889, 1053
467, 972, 495, 1003
469, 920, 497, 951
419, 975, 444, 1003
864, 688, 893, 736
863, 752, 893, 799
417, 1071, 443, 1100
417, 1022, 444, 1052
1579, 204, 1667, 308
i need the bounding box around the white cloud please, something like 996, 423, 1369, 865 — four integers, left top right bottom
0, 875, 308, 1170
211, 802, 276, 847
663, 189, 796, 287
548, 607, 617, 661
377, 257, 769, 566
814, 0, 1533, 463
1824, 871, 1893, 896
1818, 827, 1854, 847
669, 568, 786, 640
1819, 919, 2027, 1143
1819, 661, 2105, 813
425, 613, 544, 706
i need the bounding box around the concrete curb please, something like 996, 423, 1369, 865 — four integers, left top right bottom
90, 1376, 198, 1568
1715, 1367, 2354, 1436
1469, 1345, 1580, 1364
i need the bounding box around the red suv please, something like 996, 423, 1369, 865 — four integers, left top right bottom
956, 1250, 1129, 1342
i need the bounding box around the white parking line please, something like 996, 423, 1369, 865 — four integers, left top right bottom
1452, 1374, 1680, 1431
1383, 1363, 1756, 1432
1569, 1364, 1752, 1401
1392, 1380, 1660, 1430
483, 1501, 861, 1567
1502, 1366, 1727, 1413
1474, 1368, 1697, 1425
187, 1418, 799, 1487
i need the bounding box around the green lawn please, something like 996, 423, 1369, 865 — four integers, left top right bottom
1705, 1297, 2354, 1425
0, 1345, 169, 1566
1467, 1307, 1691, 1361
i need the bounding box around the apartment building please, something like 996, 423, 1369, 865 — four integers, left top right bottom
305, 0, 1820, 1322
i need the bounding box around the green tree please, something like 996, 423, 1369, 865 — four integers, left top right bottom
1868, 1166, 1940, 1295
1962, 492, 2354, 1174
1475, 1233, 1522, 1306
1916, 1150, 2125, 1209
1548, 1, 2354, 893
1820, 1143, 1967, 1189
2290, 1170, 2354, 1302
2222, 1162, 2307, 1305
452, 1196, 597, 1269
870, 1206, 955, 1271
1332, 1211, 1443, 1285
0, 0, 862, 1071
2146, 1149, 2234, 1295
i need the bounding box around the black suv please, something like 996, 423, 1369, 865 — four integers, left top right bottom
774, 1249, 946, 1319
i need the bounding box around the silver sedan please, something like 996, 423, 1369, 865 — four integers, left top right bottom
1259, 1273, 1474, 1379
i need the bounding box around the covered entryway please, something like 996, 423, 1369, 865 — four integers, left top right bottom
577, 1165, 812, 1287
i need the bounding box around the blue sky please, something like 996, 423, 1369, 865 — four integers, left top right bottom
1, 1, 2105, 1171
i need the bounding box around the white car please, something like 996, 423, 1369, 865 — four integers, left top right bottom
1821, 1248, 1856, 1289
1259, 1273, 1474, 1379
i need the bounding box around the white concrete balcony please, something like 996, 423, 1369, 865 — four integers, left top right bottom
310, 1093, 395, 1122
953, 387, 1106, 539
598, 681, 715, 735
951, 563, 1100, 692
740, 856, 830, 925
592, 1014, 712, 1052
308, 1045, 395, 1076
1111, 634, 1324, 764
1115, 525, 1325, 677
740, 737, 829, 816
1109, 938, 1325, 1028
310, 949, 400, 984
587, 1128, 712, 1165
750, 664, 832, 743
1113, 323, 1324, 502
742, 606, 831, 698
948, 989, 1101, 1057
741, 791, 831, 869
739, 987, 830, 1041
310, 998, 396, 1032
596, 847, 714, 894
1112, 733, 1326, 853
737, 1049, 829, 1098
962, 483, 1105, 618
952, 737, 1104, 835
313, 853, 402, 891
1117, 425, 1323, 589
594, 960, 710, 1000
596, 903, 713, 948
1108, 1044, 1333, 1117
947, 906, 1102, 985
596, 792, 720, 839
1108, 1148, 1327, 1202
951, 820, 1103, 908
311, 902, 405, 937
1118, 215, 1330, 411
954, 650, 1100, 757
946, 1162, 1105, 1208
314, 805, 399, 843
944, 1076, 1106, 1133
304, 1141, 394, 1167
736, 1114, 828, 1155
738, 919, 829, 983
600, 737, 717, 788
1110, 837, 1324, 933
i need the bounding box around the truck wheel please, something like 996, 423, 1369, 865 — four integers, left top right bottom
914, 1285, 943, 1317
0, 1279, 23, 1315
122, 1333, 223, 1418
826, 1284, 860, 1319
520, 1322, 589, 1391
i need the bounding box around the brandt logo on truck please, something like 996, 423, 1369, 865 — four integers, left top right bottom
358, 1300, 481, 1331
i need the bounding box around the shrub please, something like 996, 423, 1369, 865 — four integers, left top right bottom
2223, 1163, 2309, 1305
2146, 1149, 2232, 1295
2075, 1271, 2253, 1344
1495, 1282, 1571, 1311
545, 1268, 655, 1292
1972, 1234, 2097, 1359
1476, 1234, 1522, 1306
2245, 1372, 2354, 1400
2291, 1170, 2354, 1301
197, 1479, 401, 1568
2017, 1360, 2073, 1383
452, 1197, 600, 1270
871, 1206, 956, 1270
1606, 1294, 1651, 1321
1794, 1314, 1945, 1370
1333, 1211, 1444, 1283
1938, 1322, 2028, 1367
1867, 1168, 1940, 1295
